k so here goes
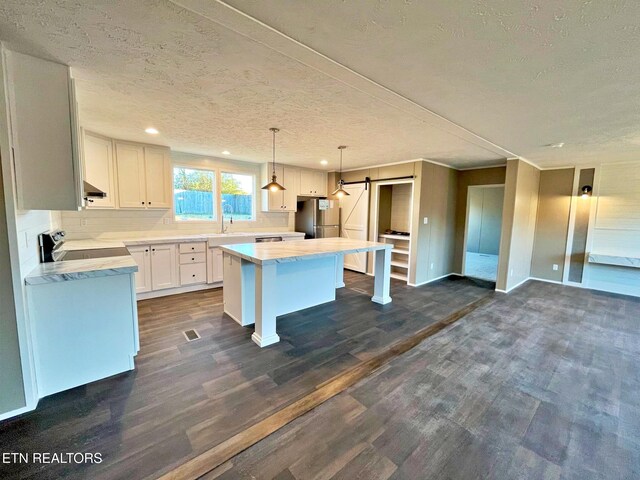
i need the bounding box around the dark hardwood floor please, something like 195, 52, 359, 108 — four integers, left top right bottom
0, 272, 493, 479
204, 280, 640, 480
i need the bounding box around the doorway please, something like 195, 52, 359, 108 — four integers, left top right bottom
340, 183, 369, 273
463, 185, 504, 282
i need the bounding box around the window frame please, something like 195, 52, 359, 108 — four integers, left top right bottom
220, 170, 257, 223
172, 164, 218, 223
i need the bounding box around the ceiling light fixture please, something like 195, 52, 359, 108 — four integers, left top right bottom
145, 127, 159, 135
320, 159, 328, 166
332, 146, 350, 199
548, 142, 565, 148
581, 185, 592, 198
222, 150, 231, 155
261, 127, 286, 192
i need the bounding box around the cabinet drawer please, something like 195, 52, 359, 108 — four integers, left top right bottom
179, 253, 206, 264
179, 242, 206, 254
180, 263, 207, 285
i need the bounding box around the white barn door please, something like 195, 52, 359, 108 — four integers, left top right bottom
340, 183, 369, 273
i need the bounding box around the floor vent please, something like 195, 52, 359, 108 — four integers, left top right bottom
183, 329, 201, 342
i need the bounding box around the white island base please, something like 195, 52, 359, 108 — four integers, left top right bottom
221, 238, 393, 347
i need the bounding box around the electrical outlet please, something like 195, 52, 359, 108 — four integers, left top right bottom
510, 268, 514, 277
430, 263, 434, 270
423, 217, 429, 225
552, 264, 559, 271
24, 232, 29, 249
163, 218, 170, 225
80, 219, 87, 227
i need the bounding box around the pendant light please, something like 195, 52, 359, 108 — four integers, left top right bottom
332, 145, 350, 199
261, 127, 286, 192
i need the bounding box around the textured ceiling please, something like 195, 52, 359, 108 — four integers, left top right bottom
1, 1, 639, 169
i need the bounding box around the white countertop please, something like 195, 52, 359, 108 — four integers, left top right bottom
220, 238, 392, 265
27, 231, 305, 284
588, 254, 640, 269
62, 231, 304, 248
25, 256, 139, 285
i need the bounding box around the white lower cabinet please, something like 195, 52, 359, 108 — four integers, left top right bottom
179, 242, 207, 286
129, 246, 152, 293
207, 247, 224, 283
150, 244, 179, 290
180, 263, 207, 285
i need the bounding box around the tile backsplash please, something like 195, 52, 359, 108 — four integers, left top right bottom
61, 208, 293, 239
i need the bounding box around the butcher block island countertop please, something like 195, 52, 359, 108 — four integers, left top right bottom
219, 237, 392, 265
221, 238, 394, 347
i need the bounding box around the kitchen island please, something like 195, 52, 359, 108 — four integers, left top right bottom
220, 238, 393, 347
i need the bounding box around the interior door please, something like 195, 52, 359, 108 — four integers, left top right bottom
340, 183, 369, 273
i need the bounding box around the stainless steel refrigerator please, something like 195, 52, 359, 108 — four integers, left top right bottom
295, 198, 340, 239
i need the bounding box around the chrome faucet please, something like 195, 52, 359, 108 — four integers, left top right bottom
221, 214, 233, 234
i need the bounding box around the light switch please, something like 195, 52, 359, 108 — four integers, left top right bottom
163, 218, 170, 225
552, 264, 559, 271
423, 217, 429, 225
80, 219, 87, 227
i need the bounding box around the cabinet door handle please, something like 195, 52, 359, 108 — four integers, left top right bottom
148, 202, 151, 205
192, 274, 196, 277
145, 249, 149, 253
152, 248, 155, 252
141, 201, 145, 205
192, 257, 195, 261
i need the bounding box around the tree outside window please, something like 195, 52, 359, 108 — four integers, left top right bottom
221, 172, 254, 221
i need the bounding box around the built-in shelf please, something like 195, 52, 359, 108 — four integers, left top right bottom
390, 272, 408, 281
391, 248, 409, 255
390, 260, 409, 269
379, 234, 411, 240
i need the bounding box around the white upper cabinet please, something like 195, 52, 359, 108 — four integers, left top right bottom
83, 131, 116, 209
116, 142, 147, 208
299, 170, 327, 197
115, 141, 171, 209
282, 167, 299, 212
261, 164, 326, 212
3, 49, 82, 210
144, 147, 172, 209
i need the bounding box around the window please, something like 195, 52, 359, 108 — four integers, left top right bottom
173, 167, 216, 221
221, 172, 254, 221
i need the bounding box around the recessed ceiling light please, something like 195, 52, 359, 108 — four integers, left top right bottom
145, 127, 159, 135
222, 150, 231, 155
320, 159, 328, 165
547, 142, 565, 148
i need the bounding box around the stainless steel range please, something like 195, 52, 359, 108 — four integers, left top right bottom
38, 229, 130, 263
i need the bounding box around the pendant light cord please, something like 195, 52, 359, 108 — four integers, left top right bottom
270, 127, 279, 176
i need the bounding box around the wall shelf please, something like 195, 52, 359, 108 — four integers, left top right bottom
391, 248, 409, 255
390, 260, 409, 268
379, 234, 411, 240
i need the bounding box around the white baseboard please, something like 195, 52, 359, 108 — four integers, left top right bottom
137, 282, 220, 300
529, 276, 564, 285
408, 272, 458, 287
496, 276, 531, 293
0, 401, 37, 422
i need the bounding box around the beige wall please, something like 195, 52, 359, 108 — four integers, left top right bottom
496, 159, 540, 291
454, 166, 506, 272
530, 168, 574, 282
411, 162, 457, 285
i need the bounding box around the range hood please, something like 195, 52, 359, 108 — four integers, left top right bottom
83, 180, 107, 198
